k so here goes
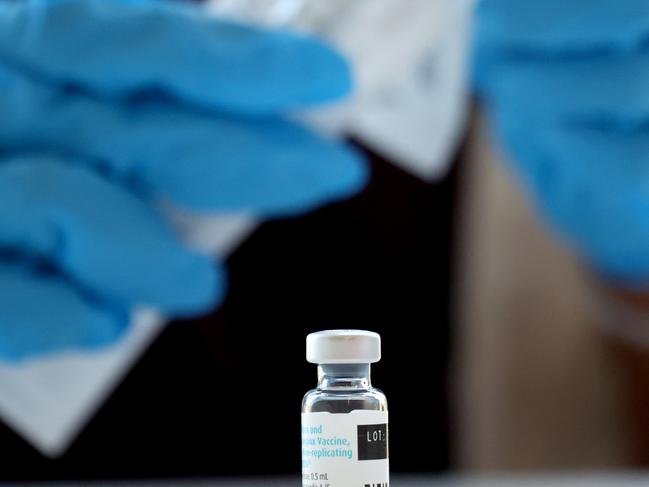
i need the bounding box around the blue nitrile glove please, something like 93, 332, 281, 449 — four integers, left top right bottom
474, 0, 649, 287
0, 0, 367, 361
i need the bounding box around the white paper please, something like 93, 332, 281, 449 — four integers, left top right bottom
347, 0, 476, 180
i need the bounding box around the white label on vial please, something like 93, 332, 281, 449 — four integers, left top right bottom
301, 410, 389, 487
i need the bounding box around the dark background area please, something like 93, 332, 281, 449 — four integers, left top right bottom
0, 143, 463, 481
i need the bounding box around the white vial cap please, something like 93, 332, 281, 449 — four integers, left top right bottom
306, 330, 381, 364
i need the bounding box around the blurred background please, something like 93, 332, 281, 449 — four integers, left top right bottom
1, 113, 640, 480
1, 0, 649, 483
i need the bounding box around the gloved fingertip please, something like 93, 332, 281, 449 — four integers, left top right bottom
303, 144, 368, 215
76, 306, 131, 350
250, 140, 370, 217
242, 29, 354, 110
294, 36, 354, 104
322, 143, 370, 202
157, 255, 228, 318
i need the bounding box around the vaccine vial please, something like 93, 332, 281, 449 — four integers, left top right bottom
301, 330, 388, 487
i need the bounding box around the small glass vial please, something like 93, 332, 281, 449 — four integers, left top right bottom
301, 330, 388, 487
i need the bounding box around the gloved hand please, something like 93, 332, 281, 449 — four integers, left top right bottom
474, 0, 649, 288
0, 0, 367, 361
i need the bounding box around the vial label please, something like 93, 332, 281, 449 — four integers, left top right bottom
301, 410, 389, 487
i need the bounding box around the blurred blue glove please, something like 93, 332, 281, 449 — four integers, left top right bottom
475, 0, 649, 287
0, 0, 367, 360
